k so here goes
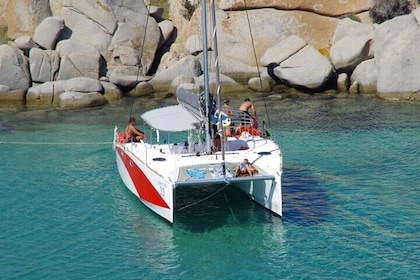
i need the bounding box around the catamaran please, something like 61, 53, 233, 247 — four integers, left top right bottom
113, 1, 283, 223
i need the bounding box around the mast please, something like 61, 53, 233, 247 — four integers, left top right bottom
201, 0, 211, 153
210, 0, 226, 174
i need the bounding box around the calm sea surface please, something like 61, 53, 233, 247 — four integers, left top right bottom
0, 96, 419, 279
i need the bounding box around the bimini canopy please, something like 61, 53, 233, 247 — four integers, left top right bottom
141, 105, 201, 132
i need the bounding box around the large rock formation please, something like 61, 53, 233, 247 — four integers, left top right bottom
0, 0, 171, 108
29, 48, 60, 82
6, 0, 52, 39
350, 59, 377, 94
0, 45, 31, 91
32, 16, 64, 50
219, 0, 372, 17
374, 9, 420, 101
0, 0, 418, 108
272, 44, 335, 90
330, 18, 374, 74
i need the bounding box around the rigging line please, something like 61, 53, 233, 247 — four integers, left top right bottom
210, 0, 227, 174
223, 192, 238, 222
243, 1, 272, 128
136, 1, 153, 81
129, 98, 134, 120
201, 0, 212, 154
130, 1, 154, 120
0, 141, 112, 145
176, 182, 230, 212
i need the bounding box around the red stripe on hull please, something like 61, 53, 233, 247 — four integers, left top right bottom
117, 146, 169, 209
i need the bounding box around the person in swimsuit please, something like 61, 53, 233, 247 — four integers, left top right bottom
222, 98, 233, 139
125, 116, 146, 142
234, 158, 254, 177
239, 98, 257, 127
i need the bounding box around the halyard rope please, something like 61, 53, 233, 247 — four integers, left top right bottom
243, 1, 272, 129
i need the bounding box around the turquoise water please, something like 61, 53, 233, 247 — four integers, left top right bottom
0, 96, 419, 279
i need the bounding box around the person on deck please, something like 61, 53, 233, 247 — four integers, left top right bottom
125, 116, 146, 142
222, 98, 233, 139
222, 98, 233, 116
239, 98, 257, 128
212, 123, 221, 152
234, 158, 257, 177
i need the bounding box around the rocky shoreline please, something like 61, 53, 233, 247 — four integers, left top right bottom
0, 0, 419, 110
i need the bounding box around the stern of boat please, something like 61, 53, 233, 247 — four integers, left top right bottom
173, 145, 283, 218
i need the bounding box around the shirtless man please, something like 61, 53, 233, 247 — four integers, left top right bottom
125, 116, 146, 142
239, 98, 256, 126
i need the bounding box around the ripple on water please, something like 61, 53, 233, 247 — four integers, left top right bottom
0, 97, 419, 279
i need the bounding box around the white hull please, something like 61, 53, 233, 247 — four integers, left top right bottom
114, 130, 282, 223
115, 144, 174, 223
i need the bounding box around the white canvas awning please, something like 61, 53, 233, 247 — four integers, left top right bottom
141, 105, 201, 132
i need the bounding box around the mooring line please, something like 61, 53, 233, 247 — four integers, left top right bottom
177, 183, 230, 212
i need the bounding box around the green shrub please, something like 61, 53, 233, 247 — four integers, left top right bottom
0, 25, 7, 44
150, 0, 170, 20
181, 0, 198, 21
340, 13, 361, 22
369, 0, 413, 24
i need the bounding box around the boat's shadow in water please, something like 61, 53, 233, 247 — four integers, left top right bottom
282, 167, 331, 226
173, 166, 331, 231
124, 166, 331, 232
174, 184, 276, 232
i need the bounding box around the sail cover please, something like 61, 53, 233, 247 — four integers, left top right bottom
141, 105, 201, 132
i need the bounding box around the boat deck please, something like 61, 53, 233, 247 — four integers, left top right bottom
175, 160, 275, 186
117, 133, 281, 187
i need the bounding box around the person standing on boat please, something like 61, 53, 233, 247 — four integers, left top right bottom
125, 116, 146, 142
239, 97, 257, 128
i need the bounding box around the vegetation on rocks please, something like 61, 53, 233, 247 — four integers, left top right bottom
0, 25, 7, 44
318, 47, 331, 58
339, 13, 361, 22
180, 0, 198, 20
150, 0, 170, 19
369, 0, 413, 23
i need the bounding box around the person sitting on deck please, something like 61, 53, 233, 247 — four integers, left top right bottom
234, 158, 258, 177
125, 116, 146, 142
